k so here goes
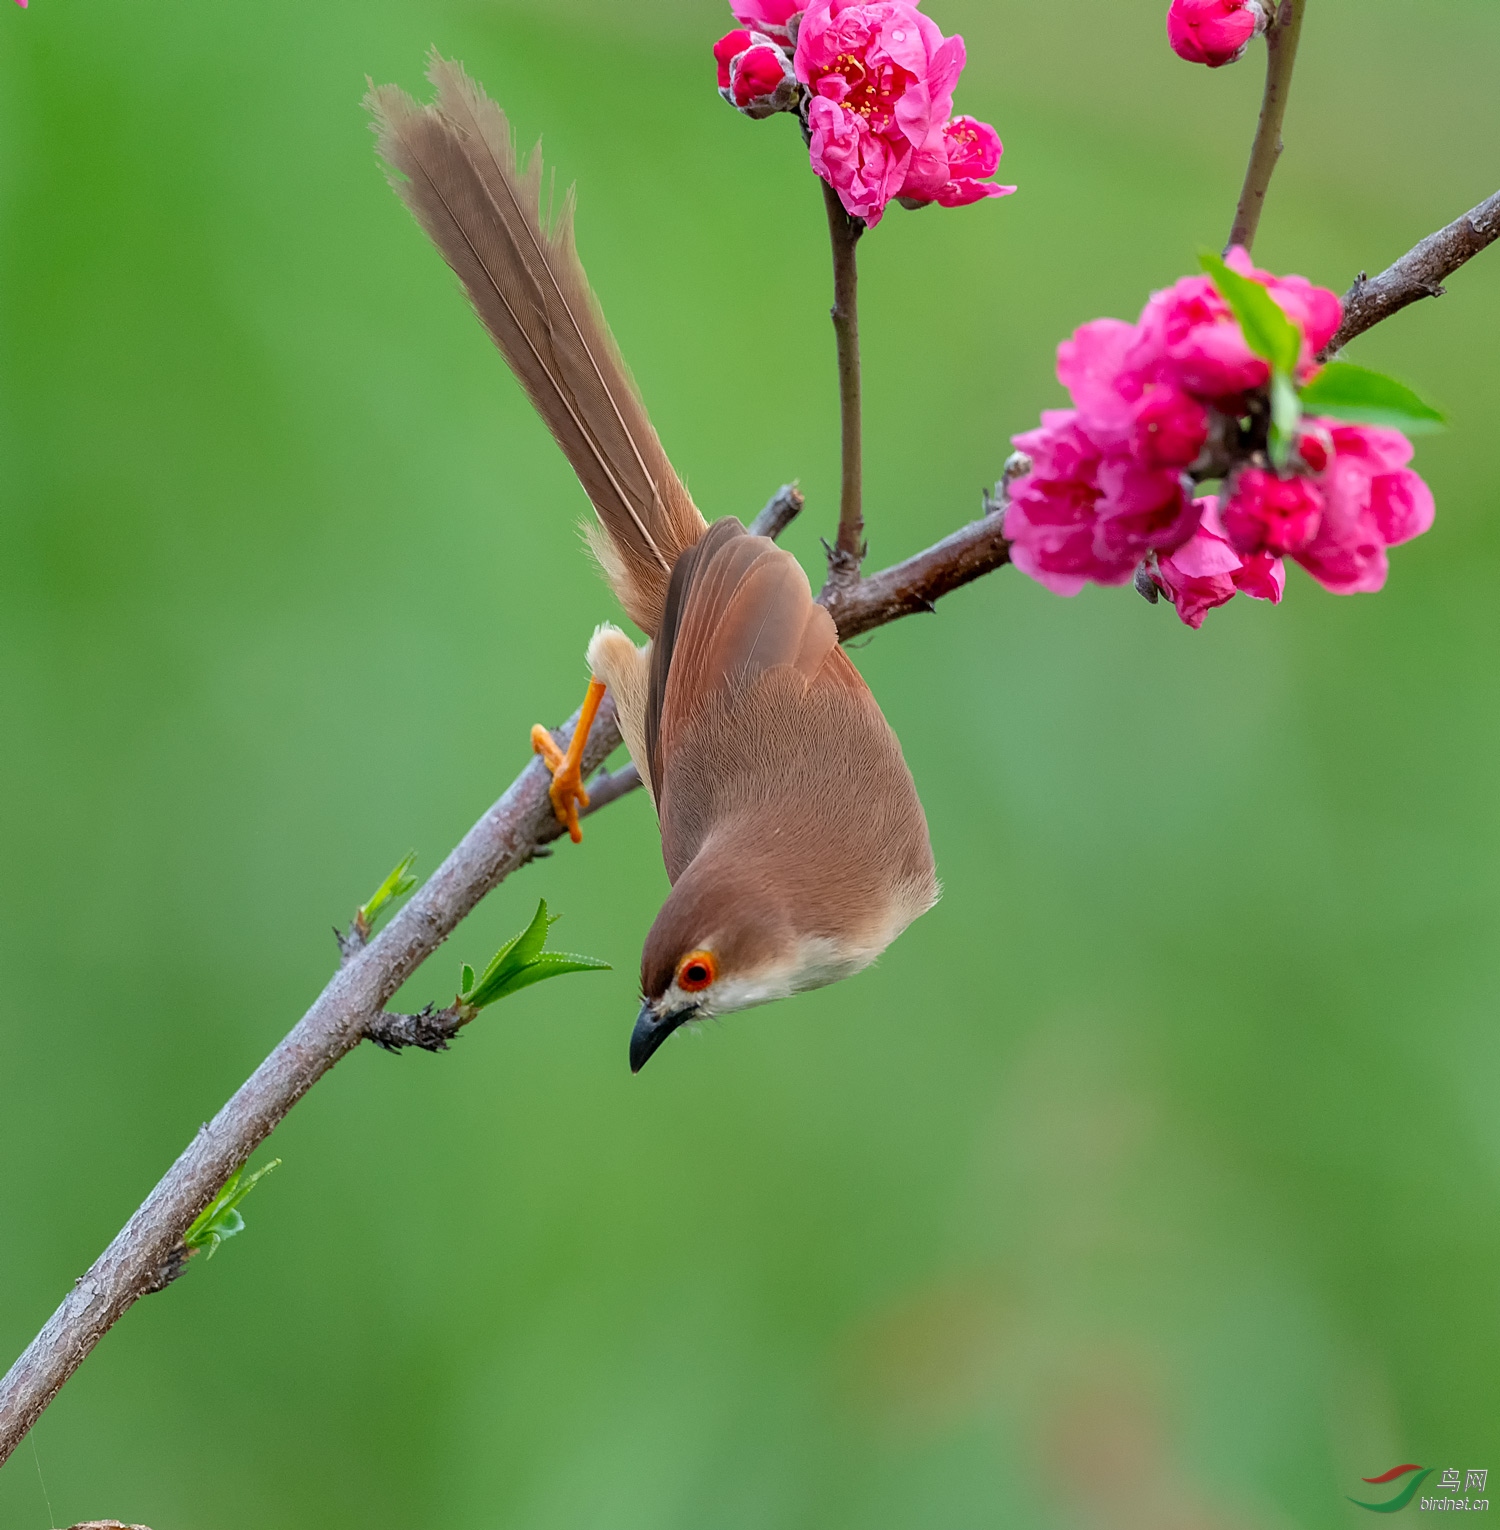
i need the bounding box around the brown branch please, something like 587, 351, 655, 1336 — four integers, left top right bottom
1321, 187, 1500, 356
0, 477, 1011, 1464
0, 687, 628, 1467
822, 486, 1013, 639
748, 481, 805, 541
822, 180, 866, 585
1227, 0, 1306, 255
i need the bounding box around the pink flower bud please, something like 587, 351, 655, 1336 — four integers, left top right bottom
715, 30, 800, 118
1222, 467, 1324, 557
1293, 423, 1332, 474
714, 30, 753, 89
1166, 0, 1268, 68
733, 45, 790, 104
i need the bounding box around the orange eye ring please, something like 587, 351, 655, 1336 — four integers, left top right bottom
676, 950, 717, 992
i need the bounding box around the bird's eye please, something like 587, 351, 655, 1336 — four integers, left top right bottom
677, 950, 717, 992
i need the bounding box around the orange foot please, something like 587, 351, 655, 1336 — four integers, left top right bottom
531, 676, 606, 844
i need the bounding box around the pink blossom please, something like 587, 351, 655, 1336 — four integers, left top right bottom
1126, 275, 1268, 403
1221, 466, 1324, 556
731, 0, 804, 45
1001, 408, 1197, 595
1291, 421, 1433, 594
1293, 466, 1388, 594
1370, 469, 1435, 547
1130, 387, 1209, 468
1054, 320, 1208, 469
794, 0, 972, 226
1166, 0, 1266, 67
1094, 457, 1198, 563
805, 96, 909, 224
1056, 318, 1139, 441
1005, 259, 1429, 620
1003, 413, 1132, 596
1321, 420, 1416, 475
1153, 501, 1284, 628
898, 116, 1016, 209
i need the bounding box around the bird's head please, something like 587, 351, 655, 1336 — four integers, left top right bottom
631, 851, 833, 1072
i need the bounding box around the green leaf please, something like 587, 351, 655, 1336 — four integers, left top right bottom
460, 963, 475, 996
1268, 371, 1302, 471
462, 900, 610, 1010
1298, 361, 1446, 433
359, 851, 418, 932
184, 1157, 281, 1259
509, 898, 557, 969
480, 951, 614, 1004
1199, 250, 1301, 375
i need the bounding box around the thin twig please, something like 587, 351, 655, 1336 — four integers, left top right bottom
822, 181, 866, 585
748, 482, 805, 540
365, 1002, 473, 1053
1227, 0, 1306, 254
1321, 187, 1500, 356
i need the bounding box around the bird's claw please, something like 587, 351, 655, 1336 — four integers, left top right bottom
532, 727, 589, 843
531, 676, 606, 845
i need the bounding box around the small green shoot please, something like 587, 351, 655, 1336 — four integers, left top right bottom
459, 899, 610, 1011
184, 1158, 281, 1260
1200, 249, 1304, 470
1298, 361, 1446, 433
1268, 372, 1301, 471
358, 851, 418, 936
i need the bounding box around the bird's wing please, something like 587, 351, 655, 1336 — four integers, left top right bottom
368, 55, 706, 637
645, 518, 847, 795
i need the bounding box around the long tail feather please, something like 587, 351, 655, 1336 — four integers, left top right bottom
368, 54, 706, 636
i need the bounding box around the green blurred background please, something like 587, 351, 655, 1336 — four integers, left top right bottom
2, 0, 1497, 1524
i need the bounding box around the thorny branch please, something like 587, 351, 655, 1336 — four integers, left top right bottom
3, 191, 1499, 1466
1227, 0, 1306, 255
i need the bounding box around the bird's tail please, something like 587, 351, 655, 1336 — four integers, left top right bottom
368, 55, 706, 637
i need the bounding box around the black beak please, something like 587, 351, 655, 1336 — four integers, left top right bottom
630, 998, 695, 1073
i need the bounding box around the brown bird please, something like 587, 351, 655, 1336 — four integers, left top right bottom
370, 57, 937, 1071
